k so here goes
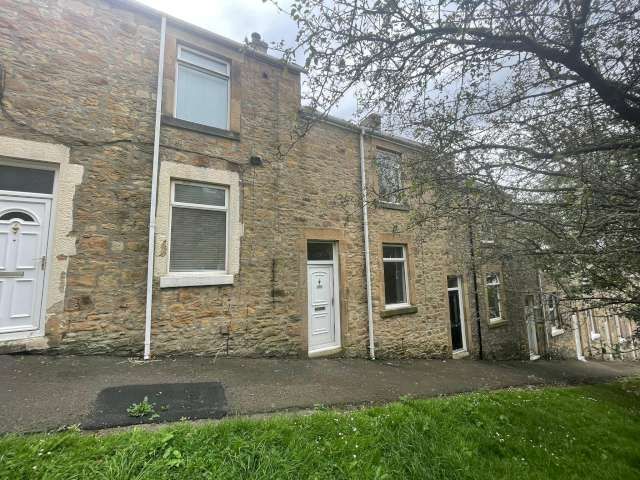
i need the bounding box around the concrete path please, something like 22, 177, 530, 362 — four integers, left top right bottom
1, 355, 638, 433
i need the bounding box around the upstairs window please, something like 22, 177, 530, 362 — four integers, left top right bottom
485, 272, 502, 321
383, 244, 409, 308
375, 150, 403, 204
169, 181, 228, 273
175, 46, 230, 130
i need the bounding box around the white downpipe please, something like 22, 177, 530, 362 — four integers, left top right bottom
360, 128, 375, 360
143, 16, 166, 360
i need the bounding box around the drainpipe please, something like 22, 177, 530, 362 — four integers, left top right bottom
360, 128, 375, 359
467, 223, 483, 360
143, 16, 167, 360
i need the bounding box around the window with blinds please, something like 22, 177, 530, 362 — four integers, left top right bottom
175, 45, 230, 130
169, 181, 228, 272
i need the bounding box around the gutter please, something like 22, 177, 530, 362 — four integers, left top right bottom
360, 128, 375, 360
108, 0, 306, 74
143, 15, 167, 360
300, 108, 424, 152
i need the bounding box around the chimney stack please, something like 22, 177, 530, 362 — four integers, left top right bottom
249, 32, 268, 54
360, 113, 382, 132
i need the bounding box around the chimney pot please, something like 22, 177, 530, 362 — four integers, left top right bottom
360, 113, 382, 132
249, 32, 268, 54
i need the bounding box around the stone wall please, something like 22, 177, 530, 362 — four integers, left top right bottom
0, 0, 160, 353
1, 0, 532, 359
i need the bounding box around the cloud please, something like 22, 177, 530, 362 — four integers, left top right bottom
137, 0, 296, 47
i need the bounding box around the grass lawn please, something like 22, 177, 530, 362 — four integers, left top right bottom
1, 379, 639, 479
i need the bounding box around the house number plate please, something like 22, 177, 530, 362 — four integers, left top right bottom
0, 271, 24, 278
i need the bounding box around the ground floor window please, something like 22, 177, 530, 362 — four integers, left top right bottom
546, 293, 562, 329
383, 244, 409, 308
587, 310, 600, 338
486, 272, 502, 321
169, 181, 228, 272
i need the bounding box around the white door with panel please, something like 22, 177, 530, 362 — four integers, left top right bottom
307, 241, 340, 354
0, 196, 51, 334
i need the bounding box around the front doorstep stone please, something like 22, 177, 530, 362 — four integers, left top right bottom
0, 336, 49, 355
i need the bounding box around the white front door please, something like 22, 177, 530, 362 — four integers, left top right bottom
0, 196, 51, 335
307, 241, 340, 354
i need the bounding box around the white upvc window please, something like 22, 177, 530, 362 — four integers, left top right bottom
375, 149, 403, 205
175, 45, 230, 130
547, 293, 565, 336
615, 315, 626, 343
383, 244, 409, 308
485, 272, 502, 322
169, 181, 228, 273
587, 310, 600, 340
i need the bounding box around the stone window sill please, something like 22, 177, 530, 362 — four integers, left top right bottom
488, 317, 508, 328
378, 201, 410, 212
160, 273, 234, 288
551, 327, 565, 337
161, 115, 240, 141
452, 350, 469, 359
381, 305, 418, 318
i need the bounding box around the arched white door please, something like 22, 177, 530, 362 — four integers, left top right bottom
0, 196, 51, 334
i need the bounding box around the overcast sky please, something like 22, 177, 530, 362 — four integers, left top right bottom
137, 0, 358, 119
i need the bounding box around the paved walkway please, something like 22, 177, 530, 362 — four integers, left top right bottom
1, 355, 638, 433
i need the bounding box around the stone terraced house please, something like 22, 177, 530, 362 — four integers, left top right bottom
0, 0, 635, 361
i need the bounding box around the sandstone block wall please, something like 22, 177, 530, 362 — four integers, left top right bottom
0, 0, 532, 360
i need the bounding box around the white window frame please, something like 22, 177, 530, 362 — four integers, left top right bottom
614, 314, 626, 344
485, 272, 503, 324
174, 45, 231, 130
382, 244, 410, 309
587, 310, 600, 340
547, 293, 565, 336
375, 149, 403, 205
168, 180, 229, 275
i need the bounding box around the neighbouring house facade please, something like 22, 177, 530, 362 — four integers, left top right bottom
540, 291, 638, 362
0, 0, 635, 361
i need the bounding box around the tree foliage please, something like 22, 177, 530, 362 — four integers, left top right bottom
282, 0, 640, 319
